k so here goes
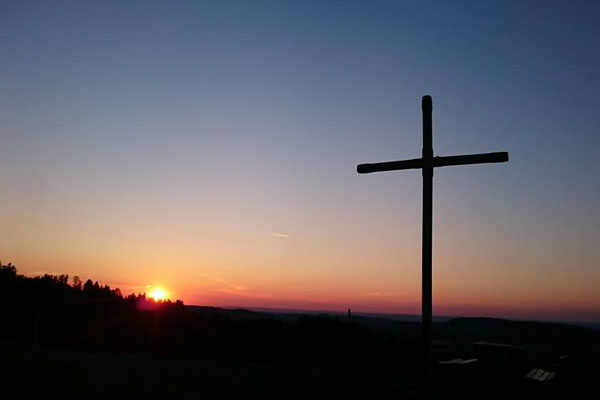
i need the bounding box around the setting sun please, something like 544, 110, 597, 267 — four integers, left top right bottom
148, 287, 168, 301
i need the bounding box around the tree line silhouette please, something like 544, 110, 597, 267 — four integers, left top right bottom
0, 262, 387, 367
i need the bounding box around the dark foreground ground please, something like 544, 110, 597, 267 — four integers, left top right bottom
1, 340, 417, 399
1, 264, 599, 399
2, 334, 599, 400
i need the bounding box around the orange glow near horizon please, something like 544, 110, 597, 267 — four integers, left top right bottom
9, 247, 600, 323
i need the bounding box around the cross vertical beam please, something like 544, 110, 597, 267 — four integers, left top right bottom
421, 95, 433, 386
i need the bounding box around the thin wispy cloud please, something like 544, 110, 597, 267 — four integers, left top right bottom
223, 284, 248, 292
27, 270, 66, 277
269, 233, 289, 238
348, 291, 406, 298
197, 272, 227, 283
214, 285, 274, 299
106, 283, 146, 290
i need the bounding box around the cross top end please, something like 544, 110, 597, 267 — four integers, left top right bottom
356, 96, 509, 174
422, 95, 432, 111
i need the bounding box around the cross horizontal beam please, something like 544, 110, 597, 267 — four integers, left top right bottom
356, 151, 508, 174
357, 157, 423, 173
434, 151, 508, 167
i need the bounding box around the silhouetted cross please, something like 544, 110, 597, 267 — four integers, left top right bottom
357, 95, 508, 386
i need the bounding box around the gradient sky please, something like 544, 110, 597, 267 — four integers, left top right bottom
1, 1, 599, 322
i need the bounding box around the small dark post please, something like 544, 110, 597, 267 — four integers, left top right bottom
421, 95, 433, 387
